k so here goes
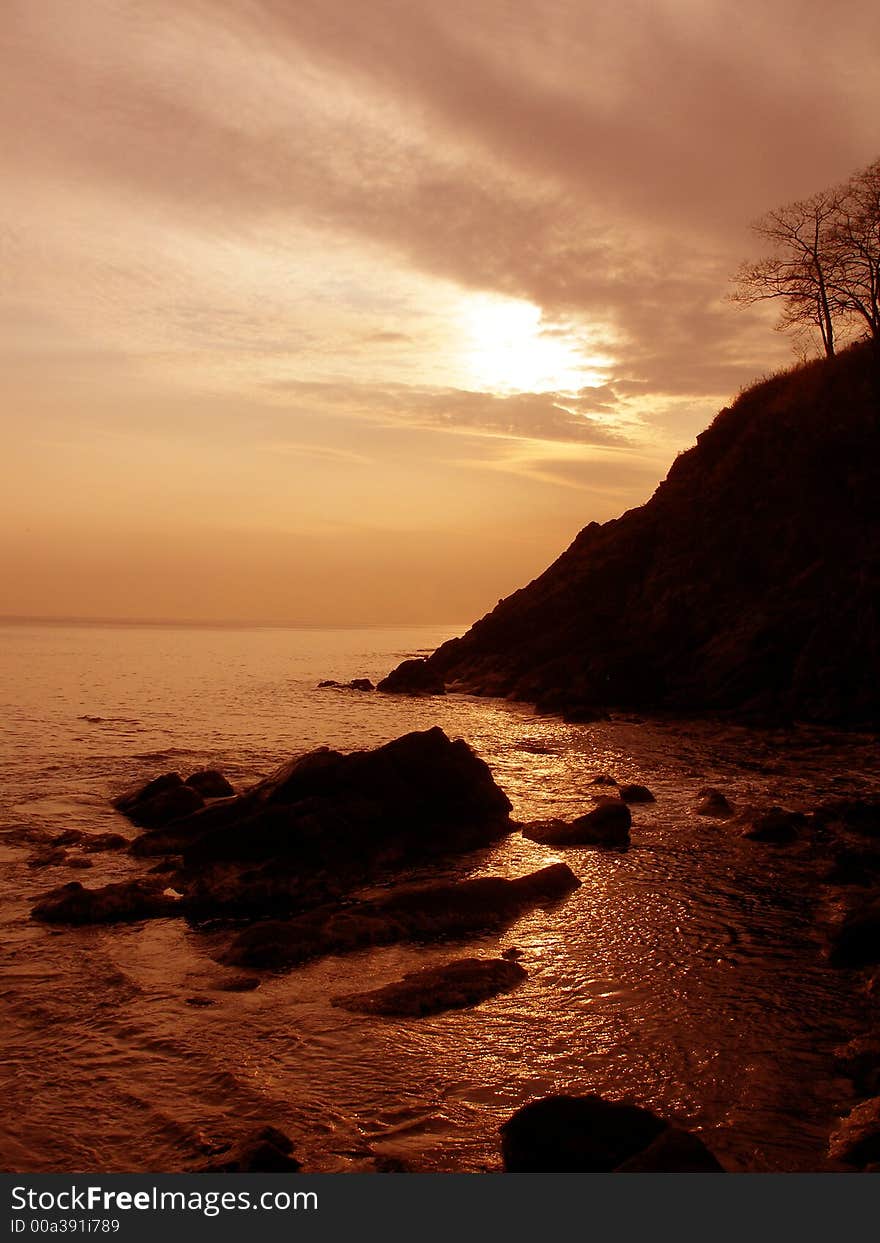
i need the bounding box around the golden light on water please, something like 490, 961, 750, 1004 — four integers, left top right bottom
459, 294, 609, 394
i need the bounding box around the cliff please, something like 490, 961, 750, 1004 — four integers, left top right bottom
419, 340, 880, 726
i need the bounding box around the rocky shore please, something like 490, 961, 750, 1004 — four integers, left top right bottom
23, 723, 880, 1172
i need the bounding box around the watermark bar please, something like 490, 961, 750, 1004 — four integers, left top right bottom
3, 1174, 877, 1243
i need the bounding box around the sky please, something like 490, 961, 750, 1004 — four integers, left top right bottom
2, 0, 879, 625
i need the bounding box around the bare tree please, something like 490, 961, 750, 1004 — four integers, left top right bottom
831, 159, 880, 338
731, 188, 845, 357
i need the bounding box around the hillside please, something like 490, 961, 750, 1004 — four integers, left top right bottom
414, 340, 880, 726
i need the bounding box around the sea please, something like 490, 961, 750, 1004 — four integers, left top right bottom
0, 621, 876, 1173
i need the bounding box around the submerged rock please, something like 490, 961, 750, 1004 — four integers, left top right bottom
522, 801, 632, 849
333, 957, 527, 1017
696, 788, 733, 817
500, 1094, 723, 1172
813, 798, 880, 839
222, 863, 580, 970
82, 832, 128, 853
185, 770, 235, 798
195, 1126, 301, 1174
317, 679, 374, 692
376, 658, 445, 695
741, 807, 806, 843
31, 879, 182, 925
27, 848, 68, 869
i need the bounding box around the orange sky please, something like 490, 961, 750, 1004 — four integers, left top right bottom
2, 1, 878, 624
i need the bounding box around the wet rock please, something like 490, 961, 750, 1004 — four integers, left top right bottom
696, 789, 733, 818
185, 770, 235, 798
213, 975, 262, 993
828, 1096, 880, 1167
27, 848, 68, 869
51, 829, 86, 847
348, 678, 374, 692
562, 704, 609, 724
82, 832, 129, 853
500, 1094, 722, 1172
619, 783, 655, 804
195, 1126, 301, 1174
591, 774, 618, 786
67, 857, 94, 870
317, 679, 342, 688
741, 807, 806, 843
135, 728, 513, 917
813, 798, 880, 839
31, 879, 183, 925
223, 863, 580, 971
113, 773, 204, 829
822, 845, 880, 887
832, 1036, 880, 1097
828, 895, 880, 968
522, 801, 631, 849
333, 957, 527, 1017
376, 658, 445, 695
501, 946, 522, 960
185, 996, 216, 1008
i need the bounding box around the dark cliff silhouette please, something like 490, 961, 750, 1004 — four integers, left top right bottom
407, 340, 880, 726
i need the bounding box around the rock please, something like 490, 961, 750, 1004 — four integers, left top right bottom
562, 704, 609, 724
135, 728, 513, 917
82, 832, 128, 853
348, 678, 374, 692
741, 807, 806, 843
185, 770, 235, 798
822, 845, 880, 887
212, 975, 262, 993
828, 895, 880, 968
828, 1096, 880, 1167
317, 680, 342, 687
613, 1126, 725, 1172
27, 848, 68, 869
500, 1094, 722, 1172
51, 829, 85, 847
195, 1126, 301, 1173
522, 801, 631, 849
696, 789, 733, 817
31, 879, 183, 925
813, 798, 880, 839
501, 946, 522, 960
333, 957, 527, 1017
832, 1036, 880, 1096
67, 857, 94, 870
222, 863, 580, 970
591, 774, 618, 786
376, 658, 445, 695
113, 773, 204, 829
619, 783, 655, 804
185, 996, 216, 1007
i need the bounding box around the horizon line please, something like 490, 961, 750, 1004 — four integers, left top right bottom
0, 614, 469, 632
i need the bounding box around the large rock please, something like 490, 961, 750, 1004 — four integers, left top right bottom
333, 957, 527, 1017
522, 801, 631, 849
376, 658, 445, 695
31, 879, 183, 925
133, 728, 513, 917
222, 863, 580, 970
828, 895, 880, 968
696, 789, 733, 818
500, 1095, 722, 1172
619, 783, 655, 804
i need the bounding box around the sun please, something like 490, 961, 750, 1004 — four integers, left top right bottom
459, 294, 607, 393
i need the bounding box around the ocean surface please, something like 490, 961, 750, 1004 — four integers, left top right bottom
1, 621, 877, 1173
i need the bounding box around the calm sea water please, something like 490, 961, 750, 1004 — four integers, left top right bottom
0, 622, 876, 1173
